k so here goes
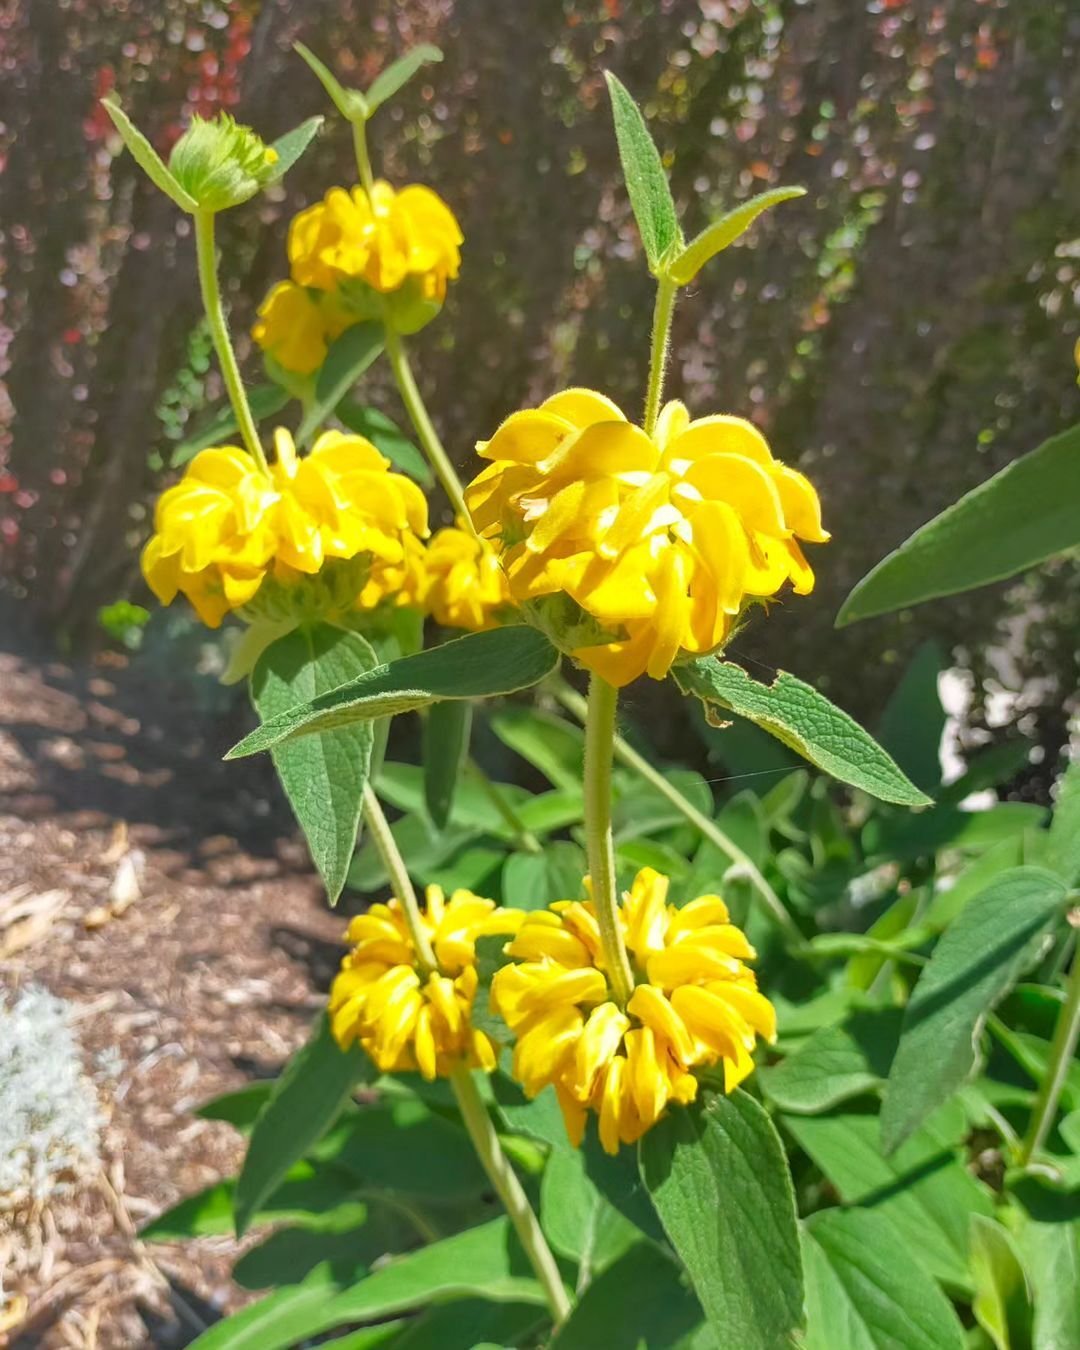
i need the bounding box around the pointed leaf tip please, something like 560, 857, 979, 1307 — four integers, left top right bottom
604, 70, 681, 273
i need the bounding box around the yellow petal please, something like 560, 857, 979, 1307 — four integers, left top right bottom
627, 984, 697, 1066
572, 1002, 630, 1101
540, 388, 627, 429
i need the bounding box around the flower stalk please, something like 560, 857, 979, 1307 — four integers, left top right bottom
1020, 940, 1080, 1164
359, 781, 569, 1324
192, 209, 268, 475
385, 327, 472, 526
351, 118, 376, 195
361, 782, 436, 974
642, 273, 677, 437
551, 677, 806, 951
583, 674, 636, 1006
449, 1063, 572, 1324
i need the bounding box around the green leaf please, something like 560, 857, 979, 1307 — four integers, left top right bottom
782, 1104, 994, 1289
141, 1164, 364, 1241
759, 1008, 902, 1114
1046, 759, 1080, 887
233, 1220, 370, 1290
423, 700, 472, 830
675, 657, 932, 807
877, 641, 946, 795
227, 627, 560, 758
186, 1268, 397, 1350
641, 1090, 804, 1349
234, 1015, 370, 1236
335, 401, 434, 486
540, 1145, 639, 1276
251, 625, 377, 902
922, 836, 1026, 931
170, 385, 291, 467
838, 423, 1080, 624
294, 42, 368, 121
970, 1215, 1035, 1350
194, 1081, 273, 1131
668, 186, 805, 285
551, 1242, 704, 1349
802, 1208, 965, 1350
317, 1095, 488, 1201
1018, 1214, 1080, 1350
366, 45, 444, 114
502, 842, 586, 910
489, 706, 585, 791
603, 72, 681, 273
296, 323, 385, 446
101, 97, 199, 211
322, 1217, 550, 1323
267, 115, 324, 181
880, 867, 1068, 1152
390, 1299, 546, 1350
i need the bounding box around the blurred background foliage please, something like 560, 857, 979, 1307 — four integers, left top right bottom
1, 0, 1077, 786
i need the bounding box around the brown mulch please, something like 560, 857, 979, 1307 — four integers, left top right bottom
0, 646, 350, 1349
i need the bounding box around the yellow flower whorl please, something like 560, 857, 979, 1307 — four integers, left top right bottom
329, 886, 524, 1080
253, 180, 463, 372
289, 181, 463, 302
141, 428, 429, 627
490, 867, 776, 1154
464, 389, 829, 687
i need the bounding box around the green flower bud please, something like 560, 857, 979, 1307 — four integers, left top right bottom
168, 113, 279, 213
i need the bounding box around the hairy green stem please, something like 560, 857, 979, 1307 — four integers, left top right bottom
352, 118, 376, 194
449, 1064, 572, 1325
1020, 947, 1080, 1164
642, 274, 678, 437
467, 758, 543, 854
361, 783, 436, 973
384, 327, 472, 526
552, 677, 806, 952
193, 210, 268, 474
583, 675, 636, 1006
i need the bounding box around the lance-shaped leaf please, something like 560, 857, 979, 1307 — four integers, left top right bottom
234, 1015, 370, 1237
227, 626, 560, 759
252, 625, 377, 902
604, 72, 681, 273
423, 699, 473, 830
101, 97, 198, 212
838, 422, 1080, 625
267, 115, 324, 182
295, 324, 385, 446
366, 44, 444, 114
669, 186, 806, 285
880, 866, 1068, 1153
674, 657, 931, 807
294, 42, 368, 121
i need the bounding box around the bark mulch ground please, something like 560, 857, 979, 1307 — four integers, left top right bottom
0, 643, 348, 1349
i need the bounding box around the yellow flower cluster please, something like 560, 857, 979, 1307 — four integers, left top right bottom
421, 524, 514, 631
254, 181, 463, 373
490, 868, 776, 1154
141, 428, 429, 627
465, 389, 829, 687
329, 886, 524, 1079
